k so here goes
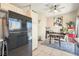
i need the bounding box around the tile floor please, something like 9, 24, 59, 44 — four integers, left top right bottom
33, 41, 75, 56
8, 40, 32, 56
42, 39, 79, 55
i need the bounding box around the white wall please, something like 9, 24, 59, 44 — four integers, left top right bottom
46, 10, 77, 31
38, 14, 46, 41
77, 8, 79, 16
32, 11, 38, 50
32, 11, 47, 50
46, 17, 54, 30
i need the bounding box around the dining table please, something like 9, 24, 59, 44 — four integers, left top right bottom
48, 32, 67, 47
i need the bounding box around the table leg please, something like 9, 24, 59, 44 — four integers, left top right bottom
49, 36, 51, 44
74, 43, 76, 55
59, 37, 61, 47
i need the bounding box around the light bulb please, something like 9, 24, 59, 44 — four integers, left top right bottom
54, 10, 58, 13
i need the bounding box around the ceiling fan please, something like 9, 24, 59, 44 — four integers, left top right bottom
45, 4, 65, 13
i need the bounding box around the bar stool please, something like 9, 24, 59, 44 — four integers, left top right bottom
0, 39, 3, 56
1, 40, 8, 56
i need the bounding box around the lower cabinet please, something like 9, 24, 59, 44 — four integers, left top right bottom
7, 32, 28, 51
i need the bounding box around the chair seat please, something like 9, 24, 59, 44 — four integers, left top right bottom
69, 39, 77, 43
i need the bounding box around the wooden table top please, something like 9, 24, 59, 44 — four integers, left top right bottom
49, 32, 67, 35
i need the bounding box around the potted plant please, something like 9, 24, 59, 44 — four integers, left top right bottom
67, 21, 75, 29
67, 21, 76, 43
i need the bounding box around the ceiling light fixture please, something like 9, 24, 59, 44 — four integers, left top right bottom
54, 10, 58, 13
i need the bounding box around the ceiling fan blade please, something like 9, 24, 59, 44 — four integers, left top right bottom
49, 9, 55, 12
45, 4, 50, 7
45, 4, 55, 9
45, 4, 65, 13
57, 7, 65, 9
56, 9, 61, 12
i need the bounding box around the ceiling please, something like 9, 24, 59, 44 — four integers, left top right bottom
12, 3, 79, 17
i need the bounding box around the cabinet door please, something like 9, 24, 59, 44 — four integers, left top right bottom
16, 33, 28, 47
8, 33, 17, 50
